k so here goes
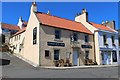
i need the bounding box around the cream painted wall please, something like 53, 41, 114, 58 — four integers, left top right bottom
94, 32, 100, 65
23, 10, 40, 66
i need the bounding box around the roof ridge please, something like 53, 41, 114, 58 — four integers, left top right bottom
1, 22, 19, 27
36, 11, 85, 25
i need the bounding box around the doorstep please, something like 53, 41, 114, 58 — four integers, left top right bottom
40, 65, 118, 70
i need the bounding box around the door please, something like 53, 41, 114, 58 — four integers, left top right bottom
54, 50, 59, 60
102, 52, 111, 65
73, 50, 79, 66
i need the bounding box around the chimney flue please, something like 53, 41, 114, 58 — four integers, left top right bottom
82, 9, 87, 13
102, 20, 105, 25
47, 10, 50, 15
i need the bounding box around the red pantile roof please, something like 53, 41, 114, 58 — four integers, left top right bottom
13, 27, 26, 36
36, 12, 92, 34
90, 22, 115, 32
1, 23, 20, 31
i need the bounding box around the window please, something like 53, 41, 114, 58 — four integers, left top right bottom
45, 50, 50, 57
111, 36, 115, 44
33, 27, 37, 44
85, 51, 89, 60
10, 38, 12, 43
2, 34, 5, 43
85, 34, 89, 43
19, 35, 21, 40
54, 50, 59, 60
112, 51, 117, 62
103, 34, 107, 45
55, 30, 61, 39
73, 33, 78, 41
118, 37, 120, 46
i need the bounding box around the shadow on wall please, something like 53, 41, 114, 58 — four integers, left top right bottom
0, 59, 10, 66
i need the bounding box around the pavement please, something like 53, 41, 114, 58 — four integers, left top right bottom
1, 52, 120, 78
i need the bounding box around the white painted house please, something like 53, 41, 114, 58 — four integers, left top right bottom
75, 9, 119, 65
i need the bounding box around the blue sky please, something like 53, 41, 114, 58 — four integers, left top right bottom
2, 2, 119, 29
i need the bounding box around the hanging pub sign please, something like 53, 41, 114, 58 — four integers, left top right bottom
81, 45, 92, 49
47, 42, 65, 47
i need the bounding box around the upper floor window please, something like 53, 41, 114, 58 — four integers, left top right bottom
111, 36, 115, 45
19, 35, 21, 40
33, 27, 37, 44
70, 33, 78, 41
85, 34, 89, 43
119, 37, 120, 46
55, 29, 61, 39
103, 34, 107, 45
73, 33, 78, 41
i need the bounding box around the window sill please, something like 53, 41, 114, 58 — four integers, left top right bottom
54, 39, 63, 42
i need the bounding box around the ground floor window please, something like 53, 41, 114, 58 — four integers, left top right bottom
112, 51, 117, 62
54, 50, 59, 60
85, 51, 89, 59
45, 50, 50, 57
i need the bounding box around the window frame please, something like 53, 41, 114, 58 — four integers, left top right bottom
73, 33, 78, 41
33, 27, 37, 45
45, 50, 50, 57
54, 49, 60, 60
85, 34, 89, 43
103, 34, 107, 45
112, 51, 117, 62
55, 29, 61, 39
85, 51, 89, 60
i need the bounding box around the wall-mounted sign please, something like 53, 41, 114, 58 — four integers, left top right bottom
81, 45, 92, 49
47, 42, 65, 47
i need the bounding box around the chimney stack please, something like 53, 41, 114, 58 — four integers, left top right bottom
106, 20, 115, 30
47, 10, 50, 15
75, 9, 88, 22
102, 20, 105, 25
31, 1, 37, 13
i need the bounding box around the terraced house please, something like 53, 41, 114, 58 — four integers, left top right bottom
9, 2, 119, 67
9, 2, 95, 67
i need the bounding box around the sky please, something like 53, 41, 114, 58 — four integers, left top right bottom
2, 2, 119, 30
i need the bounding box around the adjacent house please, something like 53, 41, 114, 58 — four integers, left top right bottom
1, 22, 20, 45
118, 29, 120, 64
9, 2, 95, 67
75, 9, 119, 65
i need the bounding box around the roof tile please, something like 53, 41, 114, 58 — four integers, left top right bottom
1, 23, 20, 31
36, 12, 92, 34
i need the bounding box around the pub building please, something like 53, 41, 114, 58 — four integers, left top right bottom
9, 2, 95, 67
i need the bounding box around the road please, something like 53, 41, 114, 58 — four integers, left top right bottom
1, 52, 119, 79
